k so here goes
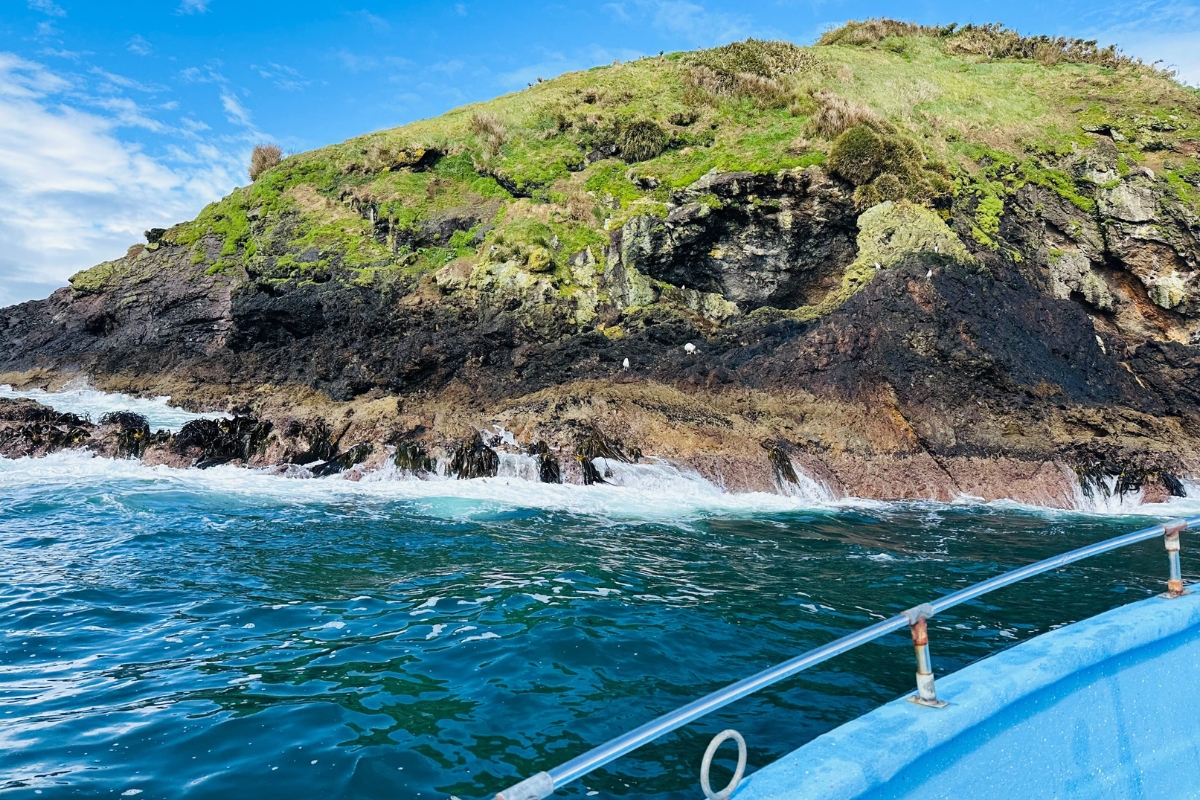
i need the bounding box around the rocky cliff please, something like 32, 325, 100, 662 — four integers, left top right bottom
3, 21, 1200, 505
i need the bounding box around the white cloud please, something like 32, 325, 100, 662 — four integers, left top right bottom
27, 0, 66, 16
178, 0, 210, 14
220, 91, 255, 128
127, 35, 153, 57
252, 62, 309, 91
0, 54, 241, 306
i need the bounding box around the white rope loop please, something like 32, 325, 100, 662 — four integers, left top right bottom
700, 729, 747, 800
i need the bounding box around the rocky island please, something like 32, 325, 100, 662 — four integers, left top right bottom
3, 20, 1199, 506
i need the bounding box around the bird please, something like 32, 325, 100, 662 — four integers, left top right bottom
926, 269, 933, 279
622, 357, 630, 371
874, 262, 881, 270
684, 343, 697, 355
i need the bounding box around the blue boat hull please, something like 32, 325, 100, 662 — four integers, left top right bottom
736, 591, 1200, 799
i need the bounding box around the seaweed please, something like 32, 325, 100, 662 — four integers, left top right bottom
312, 442, 374, 477
100, 411, 154, 458
175, 416, 273, 468
530, 440, 562, 484
394, 440, 436, 474
764, 442, 799, 487
450, 432, 499, 479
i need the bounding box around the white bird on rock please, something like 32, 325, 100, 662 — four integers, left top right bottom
684, 343, 697, 355
926, 268, 933, 279
622, 357, 630, 371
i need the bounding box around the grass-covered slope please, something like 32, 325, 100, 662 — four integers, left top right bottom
85, 20, 1195, 313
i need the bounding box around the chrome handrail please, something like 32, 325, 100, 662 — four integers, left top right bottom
494, 516, 1199, 800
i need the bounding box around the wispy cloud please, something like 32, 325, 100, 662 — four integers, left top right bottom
89, 67, 165, 93
178, 0, 210, 14
127, 35, 153, 57
1079, 0, 1200, 85
641, 0, 749, 45
27, 0, 66, 17
252, 62, 309, 91
357, 10, 390, 31
220, 90, 254, 128
496, 44, 645, 89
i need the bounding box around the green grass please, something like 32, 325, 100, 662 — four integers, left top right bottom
72, 23, 1200, 310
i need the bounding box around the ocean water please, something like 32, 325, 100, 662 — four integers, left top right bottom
3, 391, 1199, 799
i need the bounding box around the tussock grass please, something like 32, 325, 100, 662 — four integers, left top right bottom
808, 88, 881, 138
469, 112, 507, 158
248, 144, 282, 181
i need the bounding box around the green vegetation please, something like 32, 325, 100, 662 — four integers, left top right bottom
72, 20, 1199, 317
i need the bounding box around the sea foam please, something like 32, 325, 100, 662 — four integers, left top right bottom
0, 380, 227, 432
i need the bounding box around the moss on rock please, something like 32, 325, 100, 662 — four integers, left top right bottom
855, 200, 975, 270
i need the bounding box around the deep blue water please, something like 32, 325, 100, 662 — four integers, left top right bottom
2, 448, 1196, 800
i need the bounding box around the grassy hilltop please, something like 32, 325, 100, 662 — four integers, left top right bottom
103, 20, 1197, 316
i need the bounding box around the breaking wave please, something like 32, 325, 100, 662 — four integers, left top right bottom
0, 380, 227, 432
3, 385, 1197, 520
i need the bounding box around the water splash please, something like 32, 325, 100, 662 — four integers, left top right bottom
0, 380, 227, 432
777, 455, 837, 504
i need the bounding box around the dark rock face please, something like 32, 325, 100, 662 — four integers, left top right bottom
612, 167, 858, 310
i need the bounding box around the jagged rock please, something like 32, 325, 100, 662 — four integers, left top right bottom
0, 398, 93, 458
174, 416, 273, 468
854, 200, 974, 270
611, 166, 858, 311
1099, 180, 1159, 223
311, 442, 373, 476
99, 411, 160, 458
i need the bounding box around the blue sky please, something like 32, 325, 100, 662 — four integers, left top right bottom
1, 0, 1197, 306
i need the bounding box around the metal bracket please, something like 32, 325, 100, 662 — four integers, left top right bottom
903, 602, 935, 626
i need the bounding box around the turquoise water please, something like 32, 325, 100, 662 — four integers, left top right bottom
2, 446, 1196, 800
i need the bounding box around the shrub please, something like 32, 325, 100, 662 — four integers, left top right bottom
829, 125, 950, 209
828, 125, 886, 185
689, 39, 816, 78
818, 19, 940, 46
943, 24, 1130, 69
248, 144, 282, 181
469, 112, 506, 158
684, 41, 808, 109
618, 119, 668, 162
808, 88, 881, 138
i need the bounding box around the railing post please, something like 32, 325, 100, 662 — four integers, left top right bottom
1163, 520, 1188, 599
904, 603, 947, 708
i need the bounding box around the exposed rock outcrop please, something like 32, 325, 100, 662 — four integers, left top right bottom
3, 28, 1200, 505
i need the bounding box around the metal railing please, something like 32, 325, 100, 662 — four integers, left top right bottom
494, 516, 1199, 800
